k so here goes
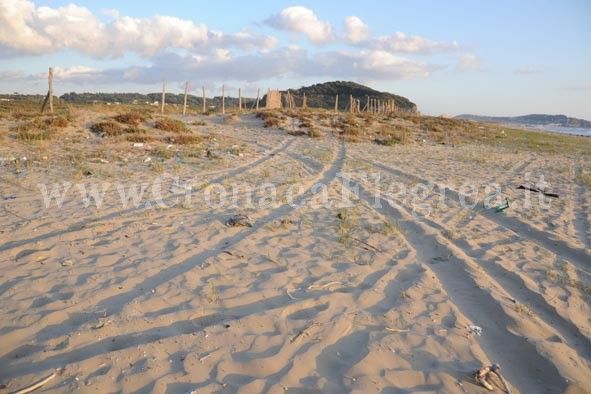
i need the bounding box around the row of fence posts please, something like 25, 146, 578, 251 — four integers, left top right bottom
160, 80, 263, 115
39, 68, 407, 116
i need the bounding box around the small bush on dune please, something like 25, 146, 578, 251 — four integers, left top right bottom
164, 133, 205, 145
113, 112, 147, 126
154, 118, 187, 132
46, 116, 69, 128
126, 134, 156, 143
91, 121, 124, 136
123, 127, 146, 134
17, 130, 53, 141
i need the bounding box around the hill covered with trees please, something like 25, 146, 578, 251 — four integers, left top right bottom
263, 81, 417, 113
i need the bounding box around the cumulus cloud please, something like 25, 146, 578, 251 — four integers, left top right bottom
29, 48, 435, 85
265, 6, 334, 44
0, 0, 277, 58
513, 66, 542, 75
456, 54, 483, 72
366, 32, 460, 54
344, 16, 370, 43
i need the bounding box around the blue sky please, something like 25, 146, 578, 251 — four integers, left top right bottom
1, 0, 589, 118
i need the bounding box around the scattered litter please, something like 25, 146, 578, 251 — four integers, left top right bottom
286, 289, 301, 300
61, 260, 73, 267
385, 327, 409, 333
222, 250, 245, 258
3, 195, 17, 200
466, 325, 482, 336
486, 197, 510, 213
474, 364, 512, 393
517, 185, 559, 198
9, 372, 56, 394
132, 143, 144, 148
144, 157, 152, 163
226, 214, 253, 227
307, 281, 341, 290
92, 318, 112, 330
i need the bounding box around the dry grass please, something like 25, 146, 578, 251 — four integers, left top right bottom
113, 112, 148, 126
154, 118, 187, 132
90, 121, 124, 136
16, 130, 53, 141
164, 133, 205, 145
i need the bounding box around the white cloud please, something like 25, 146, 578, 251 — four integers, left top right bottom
344, 16, 370, 43
43, 48, 435, 85
513, 66, 542, 75
367, 32, 460, 54
0, 0, 277, 58
456, 54, 482, 72
265, 6, 334, 44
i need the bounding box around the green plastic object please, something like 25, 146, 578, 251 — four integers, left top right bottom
494, 197, 510, 212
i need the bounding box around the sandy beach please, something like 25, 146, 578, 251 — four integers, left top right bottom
1, 109, 590, 393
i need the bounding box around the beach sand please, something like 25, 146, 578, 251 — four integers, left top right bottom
1, 111, 590, 393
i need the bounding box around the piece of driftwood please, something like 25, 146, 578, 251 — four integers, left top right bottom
10, 372, 56, 394
474, 364, 512, 393
290, 322, 321, 343
351, 237, 381, 252
517, 185, 559, 198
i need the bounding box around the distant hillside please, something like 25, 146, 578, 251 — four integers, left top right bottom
262, 81, 417, 113
456, 114, 591, 129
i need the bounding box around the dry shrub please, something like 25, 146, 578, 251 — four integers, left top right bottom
113, 112, 147, 125
342, 125, 361, 136
257, 110, 283, 128
126, 134, 156, 143
288, 130, 307, 137
164, 133, 204, 145
91, 121, 124, 136
154, 118, 187, 132
17, 130, 53, 141
124, 127, 146, 134
12, 116, 68, 132
309, 128, 322, 138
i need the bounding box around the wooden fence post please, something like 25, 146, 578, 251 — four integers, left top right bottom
202, 86, 206, 113
161, 80, 166, 115
48, 67, 54, 114
222, 84, 225, 114
182, 81, 189, 115
256, 88, 260, 110
238, 88, 242, 113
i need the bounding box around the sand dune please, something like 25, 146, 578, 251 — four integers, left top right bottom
1, 112, 590, 393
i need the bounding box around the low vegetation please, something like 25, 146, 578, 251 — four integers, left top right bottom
113, 112, 148, 125
90, 121, 124, 136
154, 118, 187, 132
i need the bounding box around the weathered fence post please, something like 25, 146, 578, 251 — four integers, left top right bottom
182, 81, 189, 115
41, 67, 54, 114
256, 88, 260, 110
161, 80, 166, 115
238, 88, 242, 113
48, 68, 54, 114
202, 86, 206, 113
335, 95, 339, 113
222, 84, 225, 114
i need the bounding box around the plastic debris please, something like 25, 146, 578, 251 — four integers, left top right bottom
474, 364, 512, 393
227, 214, 253, 227
467, 325, 483, 336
